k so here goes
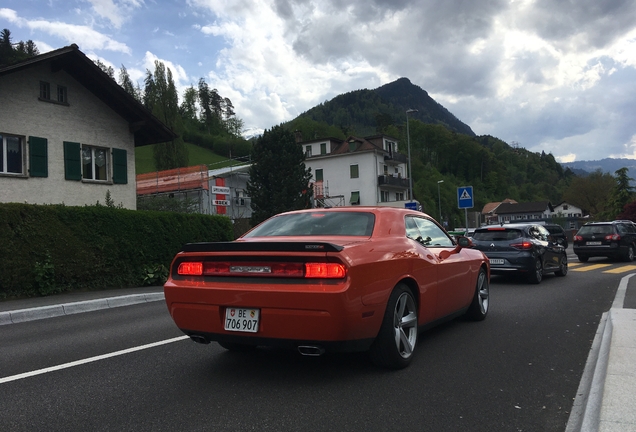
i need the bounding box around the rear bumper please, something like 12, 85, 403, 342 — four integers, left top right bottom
573, 243, 622, 258
483, 252, 535, 274
164, 280, 385, 351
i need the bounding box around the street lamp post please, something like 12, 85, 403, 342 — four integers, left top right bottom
406, 109, 418, 201
437, 180, 444, 223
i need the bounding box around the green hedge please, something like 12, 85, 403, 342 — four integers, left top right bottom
0, 203, 233, 299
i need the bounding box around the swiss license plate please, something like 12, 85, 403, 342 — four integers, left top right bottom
224, 307, 260, 333
489, 259, 505, 265
586, 241, 601, 246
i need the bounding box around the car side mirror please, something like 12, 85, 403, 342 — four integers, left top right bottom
457, 236, 473, 248
438, 236, 472, 260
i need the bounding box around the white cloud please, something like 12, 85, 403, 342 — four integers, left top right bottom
3, 0, 636, 163
84, 0, 145, 29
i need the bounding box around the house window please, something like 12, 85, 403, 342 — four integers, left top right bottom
350, 191, 360, 205
57, 85, 68, 103
39, 81, 50, 100
315, 168, 323, 182
350, 164, 359, 179
396, 192, 404, 201
320, 143, 327, 155
305, 145, 312, 157
383, 165, 388, 175
82, 145, 108, 181
349, 141, 357, 152
380, 191, 389, 202
0, 134, 25, 175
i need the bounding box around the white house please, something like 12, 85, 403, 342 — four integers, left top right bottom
0, 44, 174, 209
552, 202, 584, 219
299, 135, 412, 208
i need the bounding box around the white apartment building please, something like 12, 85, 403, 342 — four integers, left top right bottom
299, 135, 412, 208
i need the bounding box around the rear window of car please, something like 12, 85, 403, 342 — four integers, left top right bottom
473, 228, 523, 241
577, 225, 613, 236
243, 212, 376, 237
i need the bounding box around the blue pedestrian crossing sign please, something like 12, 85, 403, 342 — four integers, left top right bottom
457, 186, 474, 209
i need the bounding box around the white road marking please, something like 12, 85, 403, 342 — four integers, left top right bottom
0, 335, 189, 384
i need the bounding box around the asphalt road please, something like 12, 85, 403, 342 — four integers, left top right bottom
0, 258, 623, 432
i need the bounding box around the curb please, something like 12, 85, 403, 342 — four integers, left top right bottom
0, 292, 165, 326
566, 312, 612, 432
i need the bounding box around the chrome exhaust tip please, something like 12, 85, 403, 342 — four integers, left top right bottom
297, 345, 325, 356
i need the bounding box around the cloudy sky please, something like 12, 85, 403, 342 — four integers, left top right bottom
2, 0, 636, 162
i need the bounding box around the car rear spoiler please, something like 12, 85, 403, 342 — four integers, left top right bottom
181, 242, 345, 253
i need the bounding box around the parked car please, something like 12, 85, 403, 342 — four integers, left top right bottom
543, 223, 568, 248
470, 223, 568, 284
573, 221, 636, 262
164, 207, 490, 369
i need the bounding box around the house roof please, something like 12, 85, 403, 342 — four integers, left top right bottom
496, 201, 554, 215
330, 136, 386, 155
208, 163, 252, 177
481, 198, 517, 215
0, 44, 175, 146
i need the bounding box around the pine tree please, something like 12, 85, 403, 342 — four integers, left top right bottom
147, 61, 188, 170
118, 65, 139, 101
607, 167, 635, 219
247, 125, 313, 226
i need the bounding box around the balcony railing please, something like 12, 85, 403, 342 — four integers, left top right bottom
384, 152, 408, 164
378, 174, 409, 188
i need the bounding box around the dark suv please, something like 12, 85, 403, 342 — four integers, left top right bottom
573, 221, 636, 262
543, 224, 568, 249
471, 223, 567, 284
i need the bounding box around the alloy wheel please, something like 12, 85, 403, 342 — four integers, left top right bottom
393, 292, 418, 358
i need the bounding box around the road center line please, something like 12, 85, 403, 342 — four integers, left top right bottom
0, 335, 190, 385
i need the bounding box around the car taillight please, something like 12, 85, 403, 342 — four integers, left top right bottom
510, 241, 533, 250
574, 235, 583, 241
178, 262, 203, 275
176, 261, 346, 279
605, 234, 621, 241
305, 263, 346, 278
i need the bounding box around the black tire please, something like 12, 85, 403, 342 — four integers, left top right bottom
623, 245, 635, 262
218, 341, 256, 352
369, 284, 418, 369
555, 255, 568, 277
577, 255, 589, 263
527, 258, 543, 284
465, 268, 489, 321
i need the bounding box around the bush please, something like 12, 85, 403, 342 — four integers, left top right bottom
0, 203, 233, 299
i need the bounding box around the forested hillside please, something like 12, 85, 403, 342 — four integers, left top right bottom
283, 78, 581, 226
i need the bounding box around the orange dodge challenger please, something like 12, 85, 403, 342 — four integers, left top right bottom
164, 206, 490, 369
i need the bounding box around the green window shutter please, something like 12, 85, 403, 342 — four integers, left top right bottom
350, 164, 359, 178
315, 169, 323, 182
112, 148, 128, 184
63, 141, 81, 181
29, 136, 48, 177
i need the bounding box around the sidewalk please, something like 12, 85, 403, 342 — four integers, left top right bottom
566, 273, 636, 432
0, 286, 164, 325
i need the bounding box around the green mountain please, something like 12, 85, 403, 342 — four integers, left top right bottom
291, 77, 474, 137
